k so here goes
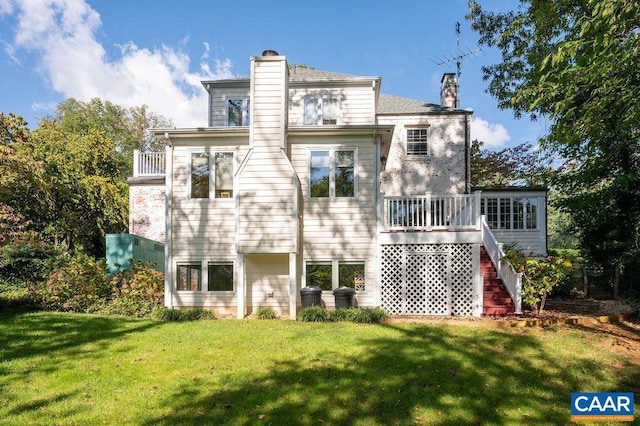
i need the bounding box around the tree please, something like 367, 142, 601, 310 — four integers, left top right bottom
467, 1, 640, 274
470, 139, 551, 187
48, 98, 171, 178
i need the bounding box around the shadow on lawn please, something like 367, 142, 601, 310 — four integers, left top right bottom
142, 323, 636, 425
0, 309, 158, 369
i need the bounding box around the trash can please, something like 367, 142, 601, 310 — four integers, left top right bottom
300, 286, 323, 308
333, 287, 355, 309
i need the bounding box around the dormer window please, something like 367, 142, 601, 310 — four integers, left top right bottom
303, 95, 339, 125
227, 98, 250, 126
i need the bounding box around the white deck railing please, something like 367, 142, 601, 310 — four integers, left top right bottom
133, 150, 166, 177
383, 192, 481, 231
481, 217, 522, 314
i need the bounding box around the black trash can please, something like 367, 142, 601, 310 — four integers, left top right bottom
300, 286, 323, 308
333, 287, 355, 309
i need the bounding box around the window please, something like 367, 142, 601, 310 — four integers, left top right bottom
309, 149, 356, 198
227, 98, 250, 126
306, 262, 332, 290
339, 262, 365, 291
191, 153, 210, 199
303, 95, 339, 125
406, 128, 429, 156
482, 197, 538, 230
207, 263, 234, 291
514, 197, 537, 230
190, 151, 234, 199
306, 260, 366, 291
177, 264, 201, 291
176, 262, 234, 292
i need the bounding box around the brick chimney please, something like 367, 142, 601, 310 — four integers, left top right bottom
440, 73, 458, 108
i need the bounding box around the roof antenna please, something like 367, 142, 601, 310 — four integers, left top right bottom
431, 22, 482, 107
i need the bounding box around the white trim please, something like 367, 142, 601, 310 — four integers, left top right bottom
164, 144, 173, 308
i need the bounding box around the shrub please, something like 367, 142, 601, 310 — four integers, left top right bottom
329, 307, 387, 323
104, 261, 164, 317
298, 306, 329, 322
152, 307, 215, 321
31, 254, 109, 312
0, 232, 63, 285
522, 256, 573, 314
255, 306, 277, 319
0, 279, 34, 311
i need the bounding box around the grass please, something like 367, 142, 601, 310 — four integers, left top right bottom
0, 309, 638, 425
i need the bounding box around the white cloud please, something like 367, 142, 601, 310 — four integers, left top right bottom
470, 117, 511, 148
2, 0, 234, 127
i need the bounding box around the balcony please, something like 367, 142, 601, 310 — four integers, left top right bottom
133, 150, 166, 177
383, 193, 481, 231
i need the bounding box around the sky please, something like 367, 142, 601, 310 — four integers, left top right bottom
0, 0, 545, 150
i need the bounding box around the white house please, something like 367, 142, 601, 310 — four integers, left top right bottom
127, 50, 547, 319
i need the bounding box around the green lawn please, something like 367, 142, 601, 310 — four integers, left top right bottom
0, 310, 638, 425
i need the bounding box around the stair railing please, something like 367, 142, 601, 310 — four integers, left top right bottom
481, 216, 522, 314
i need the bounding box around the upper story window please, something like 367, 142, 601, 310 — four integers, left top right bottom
406, 127, 430, 156
482, 197, 538, 230
190, 151, 234, 199
303, 95, 339, 125
227, 98, 250, 126
309, 149, 356, 198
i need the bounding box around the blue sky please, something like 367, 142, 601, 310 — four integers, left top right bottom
0, 0, 544, 149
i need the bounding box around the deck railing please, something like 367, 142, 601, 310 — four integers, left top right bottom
481, 217, 522, 314
133, 150, 166, 177
383, 192, 481, 231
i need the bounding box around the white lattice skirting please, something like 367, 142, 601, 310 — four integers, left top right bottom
381, 243, 474, 316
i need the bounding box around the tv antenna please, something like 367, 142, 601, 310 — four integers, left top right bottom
431, 22, 482, 106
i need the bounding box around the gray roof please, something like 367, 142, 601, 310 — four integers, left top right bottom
378, 94, 456, 114
288, 66, 370, 82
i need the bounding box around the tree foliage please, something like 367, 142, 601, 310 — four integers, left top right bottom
0, 99, 170, 264
468, 0, 640, 271
470, 139, 551, 187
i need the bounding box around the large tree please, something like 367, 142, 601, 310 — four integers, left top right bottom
467, 0, 640, 269
48, 98, 171, 178
470, 139, 551, 187
1, 100, 171, 259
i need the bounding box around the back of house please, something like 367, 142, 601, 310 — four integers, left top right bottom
127, 50, 547, 318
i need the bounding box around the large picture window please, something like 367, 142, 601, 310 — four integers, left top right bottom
190, 151, 234, 199
309, 149, 356, 198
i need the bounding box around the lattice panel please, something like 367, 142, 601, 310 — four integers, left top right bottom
381, 243, 474, 316
380, 245, 404, 314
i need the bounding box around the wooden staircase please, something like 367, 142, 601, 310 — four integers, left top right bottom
481, 247, 515, 316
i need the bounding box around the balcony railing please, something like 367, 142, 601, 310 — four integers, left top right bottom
383, 192, 481, 231
133, 150, 166, 177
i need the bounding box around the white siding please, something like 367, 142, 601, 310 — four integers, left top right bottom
236, 55, 298, 253
288, 83, 375, 125
208, 86, 250, 126
290, 136, 377, 307
246, 254, 290, 315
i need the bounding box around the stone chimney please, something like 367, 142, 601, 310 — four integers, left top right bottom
440, 73, 458, 109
